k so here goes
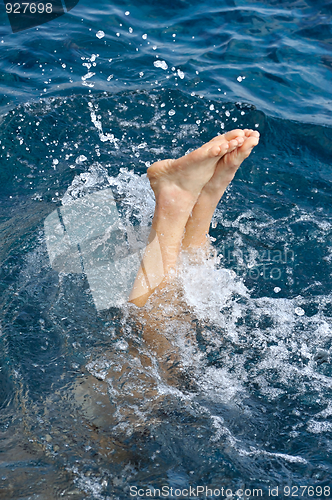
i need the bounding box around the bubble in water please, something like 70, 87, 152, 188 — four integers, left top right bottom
274, 287, 281, 293
168, 109, 176, 116
96, 31, 105, 39
295, 307, 305, 316
115, 340, 129, 351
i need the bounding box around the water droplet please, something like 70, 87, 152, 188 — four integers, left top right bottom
154, 60, 168, 70
76, 155, 88, 164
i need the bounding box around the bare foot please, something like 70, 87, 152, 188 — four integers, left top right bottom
201, 129, 260, 196
129, 129, 257, 307
147, 129, 246, 202
182, 129, 260, 249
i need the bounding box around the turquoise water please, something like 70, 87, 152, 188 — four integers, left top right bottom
1, 0, 332, 499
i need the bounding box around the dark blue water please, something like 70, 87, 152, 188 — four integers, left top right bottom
1, 0, 332, 499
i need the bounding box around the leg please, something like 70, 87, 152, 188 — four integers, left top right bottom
128, 129, 246, 306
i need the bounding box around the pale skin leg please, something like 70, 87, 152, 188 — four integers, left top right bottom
75, 130, 260, 450
129, 129, 260, 307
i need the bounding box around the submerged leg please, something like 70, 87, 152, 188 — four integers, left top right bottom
129, 129, 259, 307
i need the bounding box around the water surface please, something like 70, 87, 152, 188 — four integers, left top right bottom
0, 0, 332, 499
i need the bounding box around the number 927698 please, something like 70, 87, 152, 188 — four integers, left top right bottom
5, 3, 53, 14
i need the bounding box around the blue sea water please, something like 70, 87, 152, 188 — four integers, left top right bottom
1, 0, 332, 498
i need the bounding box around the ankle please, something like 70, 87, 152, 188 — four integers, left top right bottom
154, 184, 197, 216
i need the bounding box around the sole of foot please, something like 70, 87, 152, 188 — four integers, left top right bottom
147, 129, 247, 201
